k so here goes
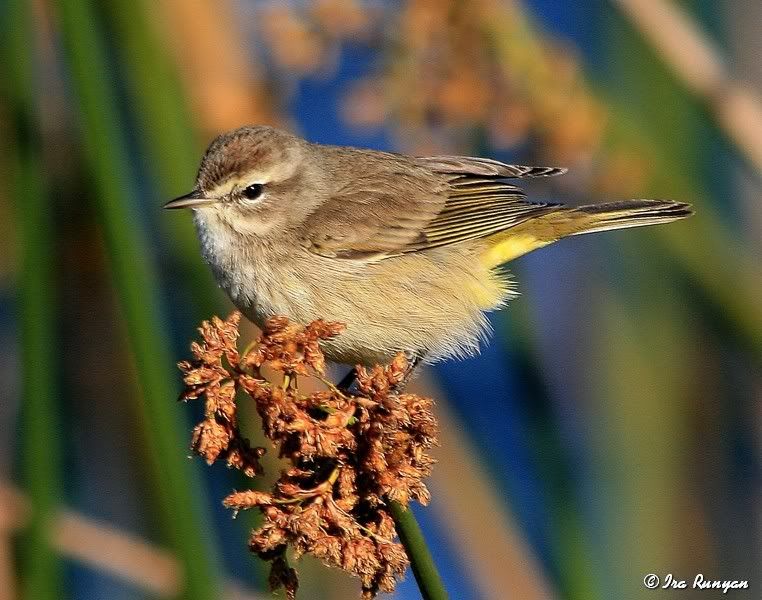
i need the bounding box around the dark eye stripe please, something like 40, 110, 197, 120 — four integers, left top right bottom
242, 183, 264, 200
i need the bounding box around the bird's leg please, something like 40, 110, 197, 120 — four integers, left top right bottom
337, 367, 360, 394
336, 351, 424, 395
391, 350, 423, 393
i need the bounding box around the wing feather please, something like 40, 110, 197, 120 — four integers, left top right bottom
301, 150, 566, 260
418, 156, 567, 179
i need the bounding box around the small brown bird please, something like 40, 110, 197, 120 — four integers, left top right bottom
166, 126, 691, 368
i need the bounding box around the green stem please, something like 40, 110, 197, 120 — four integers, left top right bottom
4, 2, 63, 598
389, 500, 448, 600
53, 0, 222, 597
99, 0, 223, 318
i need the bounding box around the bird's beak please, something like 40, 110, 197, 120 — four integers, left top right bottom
163, 190, 219, 209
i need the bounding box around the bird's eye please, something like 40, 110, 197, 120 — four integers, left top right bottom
242, 183, 264, 200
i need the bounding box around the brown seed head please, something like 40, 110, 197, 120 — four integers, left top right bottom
179, 312, 439, 598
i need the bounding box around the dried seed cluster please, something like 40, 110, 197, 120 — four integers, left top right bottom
178, 312, 438, 599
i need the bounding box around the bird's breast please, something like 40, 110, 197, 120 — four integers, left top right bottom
193, 210, 316, 328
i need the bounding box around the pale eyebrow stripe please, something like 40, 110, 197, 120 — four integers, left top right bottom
208, 164, 293, 198
208, 179, 240, 197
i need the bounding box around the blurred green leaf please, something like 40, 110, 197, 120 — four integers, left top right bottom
600, 9, 762, 359
588, 8, 711, 594
53, 0, 223, 597
4, 0, 64, 596
100, 0, 223, 318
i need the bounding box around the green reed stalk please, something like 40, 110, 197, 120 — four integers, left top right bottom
389, 500, 449, 600
4, 1, 63, 597
100, 0, 222, 318
53, 0, 222, 597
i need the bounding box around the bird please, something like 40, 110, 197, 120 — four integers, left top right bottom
165, 125, 692, 372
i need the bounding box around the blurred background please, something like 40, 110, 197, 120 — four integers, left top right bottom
1, 0, 760, 598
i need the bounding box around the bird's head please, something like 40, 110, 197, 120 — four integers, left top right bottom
165, 125, 322, 236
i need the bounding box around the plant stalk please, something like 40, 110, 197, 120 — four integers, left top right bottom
4, 1, 63, 597
389, 500, 448, 600
53, 0, 223, 596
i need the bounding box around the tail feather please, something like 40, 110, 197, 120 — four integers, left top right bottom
568, 199, 693, 235
480, 199, 692, 268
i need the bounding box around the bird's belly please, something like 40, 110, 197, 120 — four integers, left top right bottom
202, 234, 511, 365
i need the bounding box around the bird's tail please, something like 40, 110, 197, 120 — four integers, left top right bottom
480, 199, 693, 268
561, 199, 693, 235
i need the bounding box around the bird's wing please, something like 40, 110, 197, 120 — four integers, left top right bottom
301, 154, 566, 260
417, 155, 567, 179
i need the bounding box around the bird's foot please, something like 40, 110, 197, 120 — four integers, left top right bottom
336, 351, 423, 396
337, 367, 360, 395
390, 350, 422, 393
